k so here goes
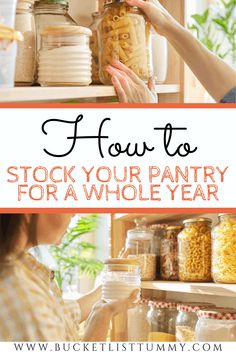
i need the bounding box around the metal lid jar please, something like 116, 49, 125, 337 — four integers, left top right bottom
212, 214, 236, 283
178, 218, 212, 282
97, 0, 153, 84
89, 11, 102, 84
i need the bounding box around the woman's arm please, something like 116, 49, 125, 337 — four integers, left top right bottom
77, 285, 102, 323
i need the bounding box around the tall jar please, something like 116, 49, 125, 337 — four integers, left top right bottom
196, 307, 236, 342
178, 218, 212, 282
212, 214, 236, 283
128, 299, 150, 341
98, 0, 153, 84
149, 224, 168, 279
89, 12, 101, 84
160, 225, 182, 281
15, 0, 36, 85
126, 218, 156, 281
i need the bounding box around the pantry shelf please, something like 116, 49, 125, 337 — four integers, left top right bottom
0, 84, 180, 103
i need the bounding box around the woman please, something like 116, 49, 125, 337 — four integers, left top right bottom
106, 0, 236, 103
0, 214, 137, 341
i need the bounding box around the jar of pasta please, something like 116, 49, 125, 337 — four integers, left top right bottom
89, 12, 101, 84
160, 225, 182, 281
178, 218, 212, 282
212, 214, 236, 283
128, 299, 150, 341
98, 0, 152, 84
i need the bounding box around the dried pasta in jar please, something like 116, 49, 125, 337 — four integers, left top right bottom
89, 12, 101, 84
212, 214, 236, 283
98, 0, 152, 84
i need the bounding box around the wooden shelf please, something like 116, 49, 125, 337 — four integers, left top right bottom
142, 281, 236, 298
0, 84, 180, 103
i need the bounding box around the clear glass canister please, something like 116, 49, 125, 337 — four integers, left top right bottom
160, 225, 182, 281
176, 302, 215, 342
126, 218, 156, 281
102, 258, 141, 302
149, 224, 168, 279
128, 299, 150, 341
98, 0, 153, 84
38, 25, 92, 86
15, 0, 36, 85
178, 218, 212, 282
147, 300, 179, 342
89, 12, 101, 84
212, 214, 236, 283
196, 307, 236, 342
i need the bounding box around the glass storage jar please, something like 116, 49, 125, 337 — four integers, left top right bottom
38, 25, 92, 86
0, 0, 17, 27
178, 218, 212, 282
196, 307, 236, 342
89, 12, 101, 84
98, 0, 153, 84
15, 0, 36, 85
128, 299, 150, 341
150, 224, 168, 279
160, 225, 182, 281
176, 302, 215, 342
212, 214, 236, 283
151, 31, 168, 83
102, 258, 141, 302
126, 218, 156, 281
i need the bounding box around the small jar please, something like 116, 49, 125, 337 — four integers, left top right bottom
128, 299, 150, 341
102, 258, 141, 302
89, 12, 101, 84
178, 218, 212, 282
212, 214, 236, 283
98, 0, 153, 84
176, 302, 215, 342
38, 25, 92, 86
196, 307, 236, 342
15, 0, 36, 85
160, 225, 182, 281
147, 300, 178, 342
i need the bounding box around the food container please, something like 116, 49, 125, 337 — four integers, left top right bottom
0, 25, 23, 88
126, 218, 156, 281
178, 218, 212, 282
147, 300, 179, 342
151, 31, 168, 83
212, 214, 236, 283
160, 225, 182, 281
98, 0, 152, 84
102, 258, 141, 302
196, 307, 236, 342
128, 299, 150, 341
89, 11, 101, 84
0, 0, 17, 27
176, 302, 215, 342
15, 0, 36, 85
150, 224, 168, 279
38, 25, 92, 86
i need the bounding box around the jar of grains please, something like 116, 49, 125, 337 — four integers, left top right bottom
178, 218, 212, 282
196, 307, 236, 342
128, 299, 150, 341
15, 0, 36, 85
126, 218, 157, 281
97, 0, 153, 84
150, 224, 168, 279
160, 225, 182, 281
176, 302, 215, 342
212, 214, 236, 283
89, 12, 102, 84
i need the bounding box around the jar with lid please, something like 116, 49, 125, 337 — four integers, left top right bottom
97, 0, 153, 84
160, 225, 182, 281
212, 214, 236, 283
89, 12, 102, 84
196, 307, 236, 342
34, 0, 76, 52
15, 0, 36, 86
128, 299, 150, 341
147, 300, 179, 342
178, 218, 212, 282
101, 258, 141, 302
38, 25, 92, 86
176, 302, 215, 342
126, 218, 156, 281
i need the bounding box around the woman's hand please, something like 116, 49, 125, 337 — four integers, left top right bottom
106, 60, 157, 103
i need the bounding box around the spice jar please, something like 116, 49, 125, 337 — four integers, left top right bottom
128, 299, 150, 341
160, 225, 182, 281
176, 302, 215, 342
196, 307, 236, 342
0, 25, 23, 88
178, 218, 212, 282
38, 25, 92, 86
212, 214, 236, 283
15, 0, 36, 85
126, 218, 156, 281
147, 300, 179, 342
102, 258, 141, 302
89, 12, 101, 84
98, 0, 153, 84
